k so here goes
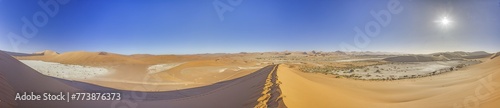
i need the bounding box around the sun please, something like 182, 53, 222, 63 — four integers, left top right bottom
435, 16, 453, 29
440, 17, 450, 26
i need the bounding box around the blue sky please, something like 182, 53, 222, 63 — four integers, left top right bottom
0, 0, 499, 54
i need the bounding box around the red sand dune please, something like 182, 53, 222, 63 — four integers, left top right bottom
0, 51, 281, 108
3, 50, 500, 108
277, 57, 500, 108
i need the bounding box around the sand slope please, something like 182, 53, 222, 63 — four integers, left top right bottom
278, 57, 500, 108
0, 51, 278, 108
491, 52, 500, 59
15, 50, 265, 92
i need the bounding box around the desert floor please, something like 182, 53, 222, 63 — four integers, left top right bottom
2, 50, 499, 108
278, 57, 500, 108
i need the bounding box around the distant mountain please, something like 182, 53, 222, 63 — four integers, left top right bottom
383, 55, 447, 62
431, 51, 492, 60
431, 52, 463, 60
468, 51, 490, 56
16, 50, 149, 65
0, 50, 37, 56
462, 51, 492, 59
386, 51, 492, 62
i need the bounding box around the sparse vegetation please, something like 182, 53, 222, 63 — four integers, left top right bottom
297, 59, 481, 81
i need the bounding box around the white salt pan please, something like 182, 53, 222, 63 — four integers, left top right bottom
20, 60, 110, 80
147, 63, 184, 74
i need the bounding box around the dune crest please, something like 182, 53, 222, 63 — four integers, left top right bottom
33, 50, 59, 56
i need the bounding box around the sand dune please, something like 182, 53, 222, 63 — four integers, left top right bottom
33, 50, 59, 56
4, 50, 499, 108
0, 51, 281, 108
491, 52, 500, 59
15, 51, 264, 91
0, 73, 17, 108
278, 57, 500, 108
17, 51, 148, 66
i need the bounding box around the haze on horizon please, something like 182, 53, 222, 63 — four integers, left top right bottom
0, 0, 499, 55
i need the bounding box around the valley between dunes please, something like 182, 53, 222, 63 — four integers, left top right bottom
277, 57, 500, 108
2, 50, 499, 108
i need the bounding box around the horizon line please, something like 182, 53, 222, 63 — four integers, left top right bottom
2, 49, 498, 56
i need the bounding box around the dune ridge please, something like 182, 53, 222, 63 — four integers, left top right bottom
255, 65, 286, 108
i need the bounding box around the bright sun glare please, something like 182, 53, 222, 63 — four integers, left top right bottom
441, 17, 450, 26
436, 16, 453, 28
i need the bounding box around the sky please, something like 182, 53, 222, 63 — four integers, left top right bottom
0, 0, 499, 54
